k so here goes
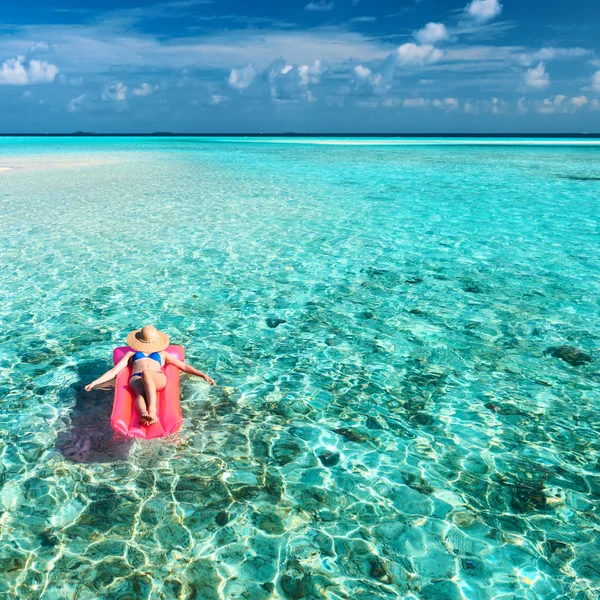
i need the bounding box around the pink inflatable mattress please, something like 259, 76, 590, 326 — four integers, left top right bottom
111, 345, 184, 439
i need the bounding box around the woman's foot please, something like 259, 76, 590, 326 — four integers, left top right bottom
146, 412, 159, 426
139, 411, 152, 425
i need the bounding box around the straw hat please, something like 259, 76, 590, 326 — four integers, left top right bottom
127, 325, 170, 352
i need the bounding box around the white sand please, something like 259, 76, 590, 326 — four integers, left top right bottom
0, 157, 118, 173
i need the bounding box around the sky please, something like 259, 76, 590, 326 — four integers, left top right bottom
1, 0, 599, 133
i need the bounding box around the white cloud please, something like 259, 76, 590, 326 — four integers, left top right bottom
0, 55, 59, 85
66, 93, 86, 113
298, 60, 321, 85
59, 74, 84, 86
305, 1, 334, 11
592, 70, 600, 92
432, 97, 459, 110
0, 22, 395, 75
29, 41, 50, 52
519, 47, 589, 67
591, 99, 600, 111
570, 95, 588, 108
228, 64, 257, 89
396, 43, 444, 66
354, 65, 372, 79
462, 98, 507, 115
419, 79, 434, 85
0, 57, 28, 85
132, 82, 159, 96
403, 98, 427, 108
465, 0, 502, 23
209, 94, 228, 105
537, 94, 566, 114
379, 43, 443, 86
350, 16, 377, 23
517, 97, 528, 114
353, 64, 384, 93
28, 60, 60, 83
524, 62, 549, 89
102, 82, 127, 101
23, 90, 32, 98
5, 13, 589, 93
414, 23, 450, 45
268, 59, 322, 103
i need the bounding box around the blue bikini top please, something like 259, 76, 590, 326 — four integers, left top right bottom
131, 351, 162, 366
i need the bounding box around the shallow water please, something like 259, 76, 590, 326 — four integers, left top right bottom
1, 137, 600, 599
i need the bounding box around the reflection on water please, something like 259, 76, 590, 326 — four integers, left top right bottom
0, 138, 599, 599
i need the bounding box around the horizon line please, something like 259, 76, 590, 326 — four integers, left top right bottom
0, 132, 599, 138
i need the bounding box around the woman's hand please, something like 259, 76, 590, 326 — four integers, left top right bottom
85, 382, 96, 392
202, 374, 216, 386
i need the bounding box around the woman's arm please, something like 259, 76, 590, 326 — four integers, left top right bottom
164, 352, 215, 386
85, 352, 134, 392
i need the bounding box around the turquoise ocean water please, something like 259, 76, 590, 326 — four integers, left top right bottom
1, 137, 600, 599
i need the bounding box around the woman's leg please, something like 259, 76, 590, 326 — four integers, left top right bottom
141, 371, 166, 425
130, 376, 150, 422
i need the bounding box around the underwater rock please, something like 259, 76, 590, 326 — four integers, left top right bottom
39, 529, 59, 548
264, 470, 284, 501
370, 559, 392, 583
332, 428, 367, 443
406, 277, 423, 284
88, 557, 132, 592
126, 546, 145, 568
365, 416, 382, 429
318, 452, 340, 467
185, 559, 222, 600
362, 267, 387, 276
0, 556, 24, 573
359, 311, 374, 319
544, 539, 574, 560
452, 510, 476, 528
215, 511, 230, 526
271, 439, 303, 466
110, 573, 153, 598
409, 308, 424, 315
230, 485, 261, 501
545, 346, 592, 367
546, 540, 567, 553
404, 473, 434, 495
420, 579, 463, 600
510, 483, 549, 513
484, 402, 528, 417
255, 512, 284, 535
463, 285, 482, 294
460, 557, 484, 576
266, 318, 287, 328
261, 582, 275, 593
280, 573, 313, 599
164, 579, 184, 598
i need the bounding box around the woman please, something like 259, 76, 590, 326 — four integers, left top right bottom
85, 325, 215, 425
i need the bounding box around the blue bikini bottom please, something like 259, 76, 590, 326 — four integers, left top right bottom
131, 371, 163, 378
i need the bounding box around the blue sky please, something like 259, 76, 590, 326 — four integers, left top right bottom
1, 0, 599, 133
